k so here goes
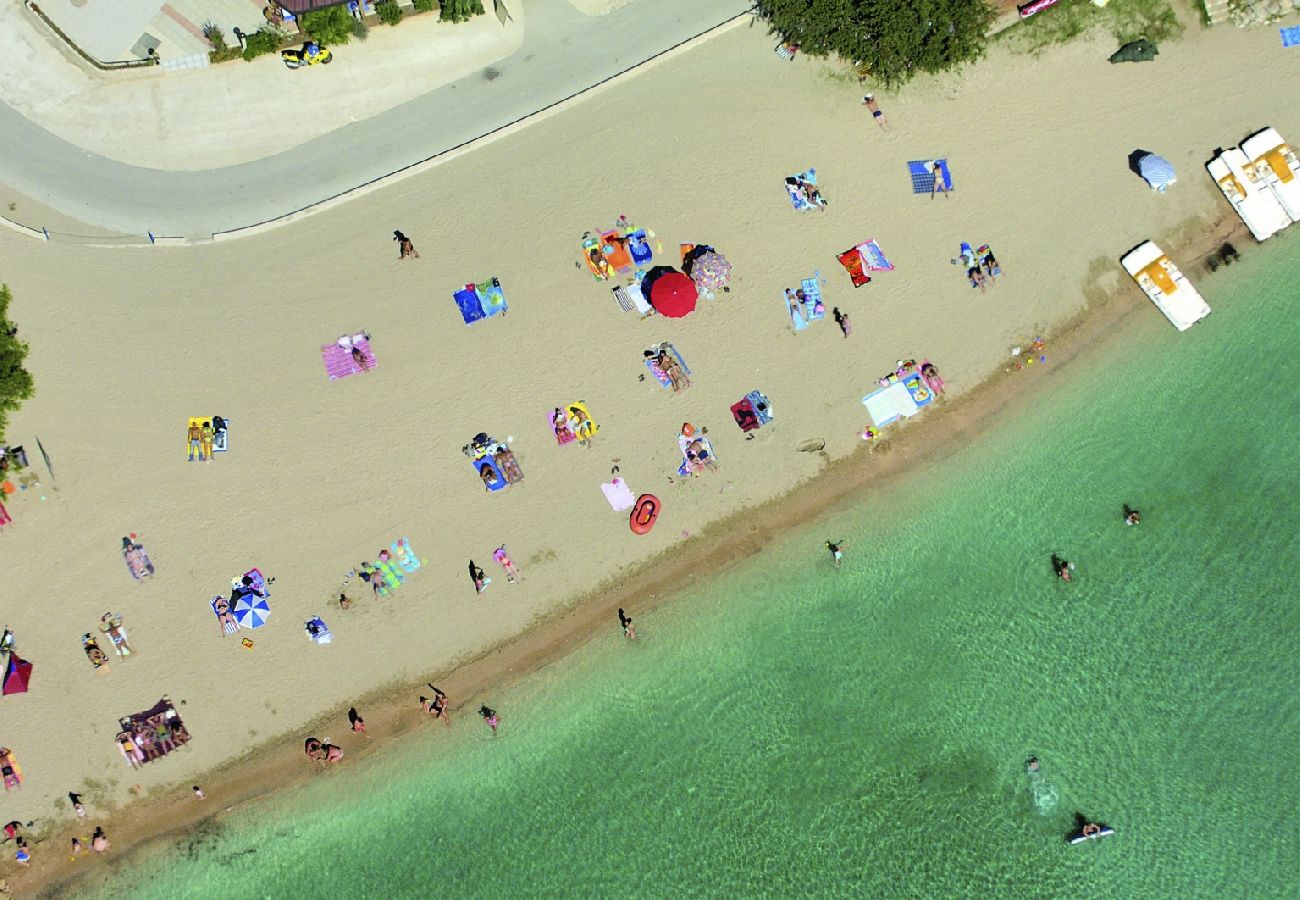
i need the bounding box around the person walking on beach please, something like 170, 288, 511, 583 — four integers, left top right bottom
618, 608, 636, 640
394, 230, 420, 260
492, 546, 523, 584
479, 705, 500, 735
469, 560, 491, 594
825, 540, 847, 568
832, 307, 852, 338
348, 707, 368, 736
861, 93, 889, 130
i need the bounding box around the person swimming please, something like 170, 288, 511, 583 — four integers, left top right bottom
479, 705, 499, 734
1026, 756, 1039, 773
1123, 504, 1141, 526
1051, 554, 1072, 582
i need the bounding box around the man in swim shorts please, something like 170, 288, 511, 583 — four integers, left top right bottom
861, 94, 889, 129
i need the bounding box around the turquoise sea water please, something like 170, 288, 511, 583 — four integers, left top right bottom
109, 244, 1298, 898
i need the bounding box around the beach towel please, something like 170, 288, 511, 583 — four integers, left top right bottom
977, 244, 1002, 277
321, 338, 376, 380
862, 381, 922, 428
1282, 25, 1300, 47
550, 409, 577, 445
211, 598, 240, 635
901, 373, 934, 409
859, 239, 894, 271
836, 249, 872, 288
627, 230, 654, 266
746, 390, 774, 425
476, 278, 508, 317
123, 543, 154, 580
785, 169, 825, 211
453, 286, 485, 324
305, 617, 332, 645
472, 456, 509, 492
602, 477, 636, 511
908, 159, 953, 194
644, 344, 690, 388
389, 537, 422, 574
677, 436, 717, 476
731, 398, 759, 432
613, 281, 654, 316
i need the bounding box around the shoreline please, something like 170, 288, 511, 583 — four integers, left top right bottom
21, 210, 1248, 898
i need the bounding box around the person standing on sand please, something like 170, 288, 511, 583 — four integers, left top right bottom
479, 705, 500, 735
91, 827, 109, 853
187, 420, 204, 462
832, 307, 852, 338
931, 161, 949, 200
394, 230, 420, 260
426, 685, 452, 725
825, 540, 847, 568
619, 608, 636, 640
861, 94, 889, 130
348, 707, 368, 736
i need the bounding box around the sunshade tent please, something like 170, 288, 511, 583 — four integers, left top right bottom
641, 267, 698, 318
233, 593, 271, 629
2, 653, 32, 695
1138, 153, 1176, 191
1109, 39, 1158, 63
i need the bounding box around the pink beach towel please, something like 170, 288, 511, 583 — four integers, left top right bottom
550, 410, 576, 445
322, 340, 376, 381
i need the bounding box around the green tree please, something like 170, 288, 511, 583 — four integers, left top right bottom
0, 285, 35, 442
756, 0, 996, 88
376, 0, 404, 25
440, 0, 485, 24
302, 5, 353, 44
413, 0, 435, 11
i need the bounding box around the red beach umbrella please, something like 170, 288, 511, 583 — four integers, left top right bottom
2, 652, 32, 696
644, 268, 698, 319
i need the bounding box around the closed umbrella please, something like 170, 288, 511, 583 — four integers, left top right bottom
690, 251, 732, 292
233, 592, 271, 629
2, 652, 32, 695
642, 267, 698, 318
1138, 153, 1176, 192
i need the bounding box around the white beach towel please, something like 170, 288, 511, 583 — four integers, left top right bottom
862, 381, 920, 428
602, 477, 635, 511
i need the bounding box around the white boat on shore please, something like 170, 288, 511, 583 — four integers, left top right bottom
1240, 127, 1300, 223
1121, 241, 1211, 332
1207, 148, 1292, 241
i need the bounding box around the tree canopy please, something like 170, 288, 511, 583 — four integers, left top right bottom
756, 0, 997, 88
0, 285, 35, 443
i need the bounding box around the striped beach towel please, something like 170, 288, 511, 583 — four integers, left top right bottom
322, 339, 375, 380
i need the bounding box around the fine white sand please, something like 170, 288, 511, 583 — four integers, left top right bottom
1, 14, 1298, 888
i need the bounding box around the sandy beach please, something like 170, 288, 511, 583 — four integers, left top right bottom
2, 9, 1298, 893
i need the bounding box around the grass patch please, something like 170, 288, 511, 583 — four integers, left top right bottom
1002, 0, 1184, 54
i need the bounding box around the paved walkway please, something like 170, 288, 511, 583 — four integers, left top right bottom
0, 0, 755, 238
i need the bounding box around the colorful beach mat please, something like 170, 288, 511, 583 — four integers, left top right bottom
786, 274, 825, 331
908, 159, 953, 194
321, 338, 375, 380
453, 278, 508, 325
645, 344, 690, 388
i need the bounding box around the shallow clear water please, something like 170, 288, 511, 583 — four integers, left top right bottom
114, 243, 1299, 898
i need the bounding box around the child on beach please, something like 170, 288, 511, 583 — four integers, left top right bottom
348, 707, 368, 736
394, 230, 420, 260
69, 792, 86, 817
479, 706, 500, 735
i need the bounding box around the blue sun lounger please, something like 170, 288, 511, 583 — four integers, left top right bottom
908, 159, 952, 194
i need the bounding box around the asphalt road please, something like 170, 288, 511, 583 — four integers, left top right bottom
0, 0, 755, 238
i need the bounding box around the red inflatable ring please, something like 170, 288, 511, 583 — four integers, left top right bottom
630, 494, 659, 535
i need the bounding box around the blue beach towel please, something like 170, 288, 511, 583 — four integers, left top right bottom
902, 373, 935, 409
860, 239, 894, 271
453, 286, 485, 325
476, 278, 507, 317
746, 390, 773, 425
471, 456, 509, 492
801, 274, 825, 320
1282, 25, 1300, 47
908, 159, 952, 194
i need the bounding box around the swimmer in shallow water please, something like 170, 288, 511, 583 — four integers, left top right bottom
479, 705, 500, 734
1051, 554, 1072, 583
1123, 504, 1141, 526
1026, 756, 1040, 773
825, 540, 847, 568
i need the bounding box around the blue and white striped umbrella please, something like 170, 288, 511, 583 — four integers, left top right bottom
232, 592, 271, 629
1139, 153, 1176, 191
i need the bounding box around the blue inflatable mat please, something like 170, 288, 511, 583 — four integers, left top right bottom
908, 159, 952, 194
902, 373, 935, 408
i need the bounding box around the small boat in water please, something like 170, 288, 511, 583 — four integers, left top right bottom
1121, 241, 1211, 332
1207, 148, 1292, 241
1240, 127, 1300, 223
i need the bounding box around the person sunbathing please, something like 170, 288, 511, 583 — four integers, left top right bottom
214, 597, 239, 635
657, 350, 690, 392
495, 447, 524, 483
479, 463, 500, 491
967, 265, 987, 292
569, 406, 594, 446
796, 179, 825, 208
981, 249, 1000, 278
